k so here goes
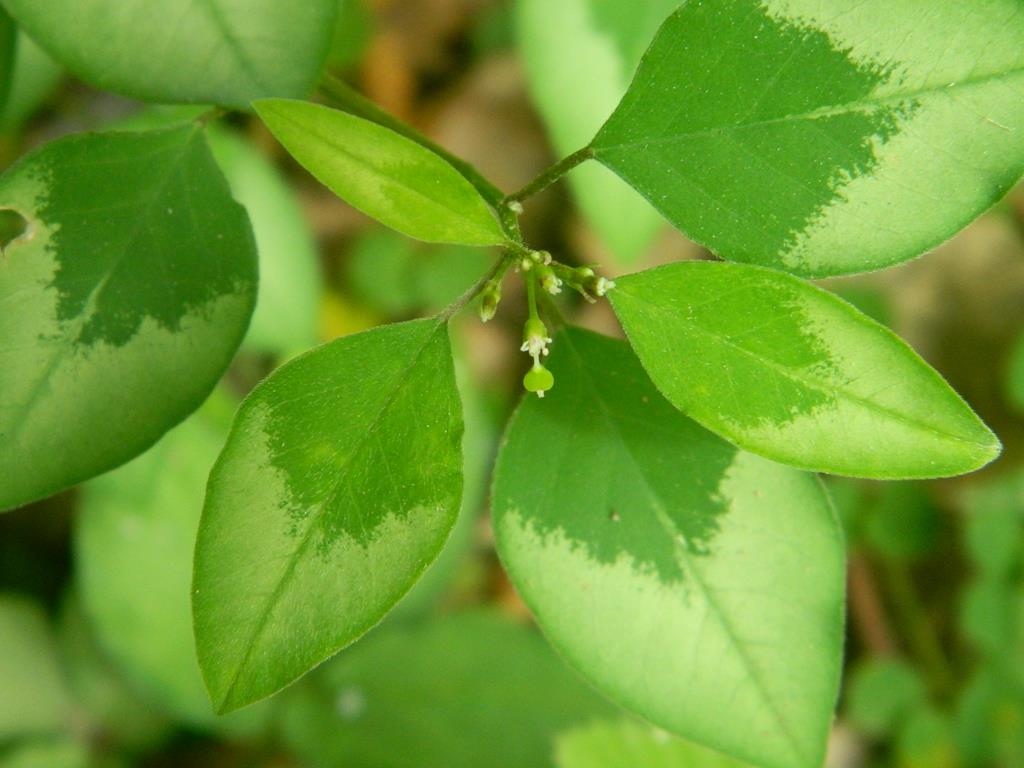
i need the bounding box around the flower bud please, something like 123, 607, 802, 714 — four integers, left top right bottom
536, 263, 562, 295
478, 281, 501, 322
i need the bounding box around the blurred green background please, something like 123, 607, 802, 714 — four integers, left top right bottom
2, 1, 1024, 766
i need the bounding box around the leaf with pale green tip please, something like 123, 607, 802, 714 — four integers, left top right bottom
610, 262, 1001, 479
194, 318, 464, 713
556, 720, 753, 768
517, 0, 674, 262
492, 328, 845, 768
0, 125, 257, 512
591, 0, 1024, 277
1, 0, 335, 107
255, 99, 507, 246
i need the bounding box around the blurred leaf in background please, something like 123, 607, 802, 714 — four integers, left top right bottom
279, 611, 616, 768
555, 719, 753, 767
0, 595, 73, 743
1, 2, 1023, 767
74, 398, 273, 733
517, 0, 673, 263
0, 28, 62, 134
955, 471, 1024, 767
345, 228, 493, 318
328, 0, 373, 72
846, 659, 928, 740
1, 0, 336, 106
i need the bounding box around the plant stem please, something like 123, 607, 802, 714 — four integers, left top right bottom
439, 253, 515, 322
526, 266, 541, 322
504, 147, 593, 205
319, 75, 506, 209
848, 551, 898, 657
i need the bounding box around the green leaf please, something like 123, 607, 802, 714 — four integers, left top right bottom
897, 707, 958, 768
194, 318, 465, 713
556, 720, 753, 768
387, 352, 495, 621
0, 740, 90, 768
328, 0, 372, 71
959, 579, 1021, 658
345, 229, 494, 317
864, 484, 940, 560
0, 9, 15, 116
0, 125, 257, 511
591, 0, 1024, 277
963, 471, 1024, 578
56, 595, 170, 752
517, 0, 673, 262
492, 328, 845, 768
845, 659, 927, 738
346, 230, 421, 316
108, 107, 323, 357
205, 125, 321, 356
279, 611, 615, 768
75, 412, 272, 733
0, 30, 62, 133
0, 594, 72, 740
254, 99, 506, 246
955, 668, 1024, 767
1, 0, 335, 107
610, 262, 1000, 479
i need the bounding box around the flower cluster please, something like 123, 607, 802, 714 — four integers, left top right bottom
475, 248, 616, 399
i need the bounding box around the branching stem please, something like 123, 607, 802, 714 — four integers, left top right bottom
503, 147, 594, 206
439, 253, 515, 322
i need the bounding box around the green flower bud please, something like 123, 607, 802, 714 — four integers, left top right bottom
536, 263, 562, 295
478, 281, 501, 322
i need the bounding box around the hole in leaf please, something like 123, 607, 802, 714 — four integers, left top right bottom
0, 208, 30, 253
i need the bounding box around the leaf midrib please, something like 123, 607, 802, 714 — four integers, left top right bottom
559, 332, 809, 767
619, 290, 994, 451
594, 64, 1024, 152
194, 0, 269, 92
216, 320, 447, 709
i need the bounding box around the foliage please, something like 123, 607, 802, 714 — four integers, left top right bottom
0, 2, 1022, 767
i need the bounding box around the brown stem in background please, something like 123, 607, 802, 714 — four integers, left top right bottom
848, 551, 898, 657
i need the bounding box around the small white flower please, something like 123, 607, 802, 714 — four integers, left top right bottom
520, 332, 552, 362
594, 277, 616, 297
540, 272, 562, 295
